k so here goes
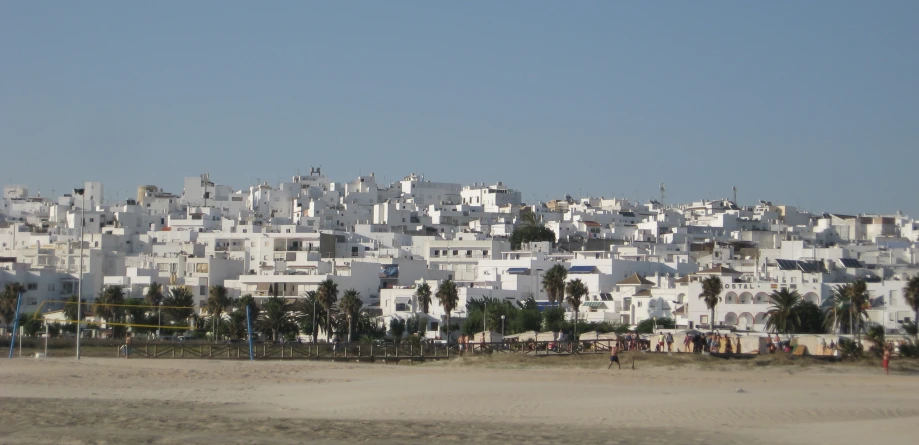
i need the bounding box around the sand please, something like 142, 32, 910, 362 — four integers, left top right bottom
1, 355, 917, 445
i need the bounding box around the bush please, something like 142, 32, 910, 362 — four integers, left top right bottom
899, 340, 919, 358
837, 337, 863, 359
636, 317, 675, 334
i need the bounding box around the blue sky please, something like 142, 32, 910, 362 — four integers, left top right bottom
1, 2, 916, 215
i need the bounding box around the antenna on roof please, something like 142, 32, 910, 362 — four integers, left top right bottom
660, 183, 666, 207
732, 185, 737, 205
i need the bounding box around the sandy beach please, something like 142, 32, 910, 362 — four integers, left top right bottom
1, 355, 917, 445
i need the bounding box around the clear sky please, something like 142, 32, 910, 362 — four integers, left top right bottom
2, 2, 916, 216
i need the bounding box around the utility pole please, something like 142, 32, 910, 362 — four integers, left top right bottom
74, 187, 85, 360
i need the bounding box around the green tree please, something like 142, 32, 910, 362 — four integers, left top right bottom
510, 225, 556, 250
123, 298, 151, 336
415, 282, 432, 314
824, 284, 852, 334
63, 294, 87, 327
565, 278, 588, 340
513, 298, 543, 333
145, 282, 164, 307
389, 318, 406, 342
542, 306, 566, 333
225, 311, 248, 340
435, 279, 459, 343
206, 285, 232, 340
96, 285, 126, 335
636, 317, 675, 334
258, 295, 295, 341
765, 289, 802, 334
865, 325, 886, 358
903, 274, 919, 342
701, 276, 722, 333
338, 289, 363, 343
793, 301, 825, 333
162, 286, 196, 327
0, 282, 26, 328
848, 280, 870, 345
293, 291, 324, 342
317, 279, 339, 342
17, 312, 43, 337
541, 264, 567, 306
236, 294, 260, 320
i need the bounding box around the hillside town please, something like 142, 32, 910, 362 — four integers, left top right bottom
1, 170, 917, 341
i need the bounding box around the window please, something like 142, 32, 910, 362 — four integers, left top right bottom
27, 283, 38, 290
700, 315, 709, 324
453, 250, 458, 256
433, 250, 440, 257
199, 286, 207, 296
483, 250, 488, 257
195, 263, 209, 273
466, 250, 472, 257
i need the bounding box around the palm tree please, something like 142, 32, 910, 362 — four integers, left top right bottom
144, 282, 164, 308
0, 282, 25, 328
765, 289, 802, 334
206, 285, 232, 340
415, 283, 432, 314
848, 279, 870, 345
293, 291, 325, 343
541, 264, 567, 306
701, 276, 722, 334
565, 278, 588, 341
316, 279, 339, 341
258, 295, 294, 341
435, 279, 459, 344
96, 285, 126, 330
338, 289, 363, 343
824, 284, 852, 334
903, 274, 919, 342
63, 294, 87, 327
162, 286, 196, 327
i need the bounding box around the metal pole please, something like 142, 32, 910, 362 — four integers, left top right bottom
8, 292, 23, 359
312, 296, 317, 345
246, 305, 254, 361
44, 322, 49, 355
76, 190, 84, 360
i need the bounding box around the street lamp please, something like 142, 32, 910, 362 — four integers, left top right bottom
157, 301, 163, 338
501, 314, 505, 336
653, 316, 657, 332
74, 187, 85, 360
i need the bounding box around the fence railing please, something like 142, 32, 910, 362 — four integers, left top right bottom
113, 339, 621, 361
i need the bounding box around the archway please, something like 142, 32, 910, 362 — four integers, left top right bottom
755, 292, 769, 304
723, 312, 738, 326
754, 313, 767, 324
739, 312, 754, 327
724, 292, 738, 304
740, 292, 753, 304
804, 292, 819, 305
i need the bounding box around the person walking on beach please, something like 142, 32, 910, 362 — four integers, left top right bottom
666, 332, 674, 352
882, 346, 891, 375
683, 334, 691, 353
607, 344, 620, 370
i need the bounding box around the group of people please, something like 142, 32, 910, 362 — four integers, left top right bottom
682, 332, 736, 354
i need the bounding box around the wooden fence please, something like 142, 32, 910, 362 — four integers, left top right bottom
118, 339, 620, 362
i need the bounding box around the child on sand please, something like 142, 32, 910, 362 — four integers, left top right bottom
883, 346, 891, 375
